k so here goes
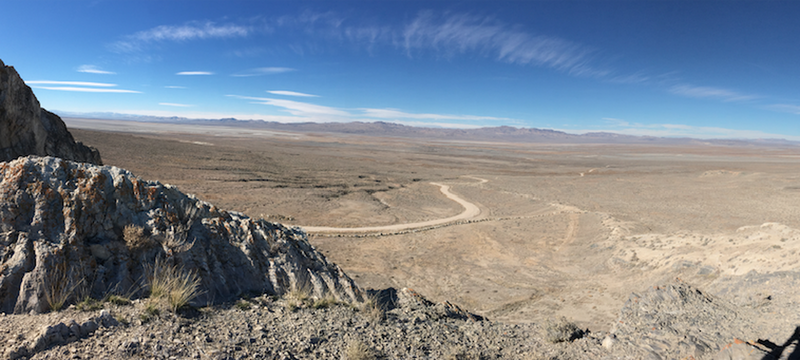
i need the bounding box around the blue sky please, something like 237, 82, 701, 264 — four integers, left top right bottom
3, 1, 800, 140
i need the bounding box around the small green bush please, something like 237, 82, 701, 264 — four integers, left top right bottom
76, 297, 102, 311
107, 294, 132, 306
235, 299, 251, 310
140, 302, 160, 323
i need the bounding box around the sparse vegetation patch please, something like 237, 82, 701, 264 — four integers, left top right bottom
145, 258, 202, 313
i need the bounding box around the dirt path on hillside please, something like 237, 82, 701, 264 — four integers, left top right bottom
301, 181, 481, 233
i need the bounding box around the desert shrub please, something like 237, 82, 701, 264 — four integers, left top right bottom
345, 340, 376, 360
145, 259, 202, 313
545, 317, 585, 343
124, 224, 155, 252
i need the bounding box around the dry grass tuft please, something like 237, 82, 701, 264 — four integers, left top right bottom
312, 294, 339, 309
43, 262, 82, 312
284, 285, 313, 311
345, 340, 377, 360
360, 293, 386, 323
145, 258, 202, 313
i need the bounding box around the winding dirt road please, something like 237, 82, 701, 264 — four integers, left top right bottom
301, 181, 481, 234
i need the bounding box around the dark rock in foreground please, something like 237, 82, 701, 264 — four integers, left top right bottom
0, 156, 362, 314
0, 58, 101, 165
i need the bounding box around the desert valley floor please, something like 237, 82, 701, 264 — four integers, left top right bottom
67, 118, 800, 333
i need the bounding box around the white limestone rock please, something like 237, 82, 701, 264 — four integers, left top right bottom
0, 156, 362, 314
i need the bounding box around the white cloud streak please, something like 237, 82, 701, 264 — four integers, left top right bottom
177, 71, 214, 75
228, 94, 514, 125
400, 12, 604, 77
159, 103, 193, 107
669, 84, 759, 102
77, 65, 116, 75
765, 104, 800, 115
359, 108, 513, 121
230, 96, 351, 117
232, 67, 295, 77
267, 90, 318, 97
32, 86, 141, 93
165, 85, 186, 89
26, 80, 117, 87
391, 120, 483, 129
584, 118, 799, 141
110, 21, 250, 53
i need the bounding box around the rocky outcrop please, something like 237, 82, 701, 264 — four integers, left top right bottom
0, 59, 101, 165
608, 281, 762, 359
0, 156, 362, 314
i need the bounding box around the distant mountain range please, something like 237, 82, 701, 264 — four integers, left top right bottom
57, 111, 800, 146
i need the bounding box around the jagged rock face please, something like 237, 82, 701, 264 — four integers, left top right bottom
0, 59, 102, 165
0, 156, 362, 314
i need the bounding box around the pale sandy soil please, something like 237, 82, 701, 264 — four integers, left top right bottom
68, 119, 800, 333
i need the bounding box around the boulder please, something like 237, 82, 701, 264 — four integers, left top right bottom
0, 58, 101, 165
0, 156, 362, 314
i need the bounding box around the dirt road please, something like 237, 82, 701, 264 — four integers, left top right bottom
301, 181, 481, 233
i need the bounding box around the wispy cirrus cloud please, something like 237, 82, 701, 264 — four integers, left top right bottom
228, 94, 516, 126
669, 84, 759, 102
31, 87, 141, 93
585, 117, 799, 140
232, 67, 295, 77
110, 21, 251, 53
765, 104, 800, 115
265, 11, 606, 77
165, 85, 186, 89
391, 121, 483, 129
400, 12, 604, 77
359, 108, 513, 122
177, 71, 214, 76
27, 80, 140, 93
159, 102, 193, 107
230, 95, 351, 117
77, 65, 116, 75
26, 80, 117, 87
267, 90, 318, 97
